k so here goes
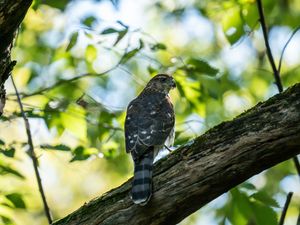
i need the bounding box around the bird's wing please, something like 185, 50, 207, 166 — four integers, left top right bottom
125, 94, 175, 160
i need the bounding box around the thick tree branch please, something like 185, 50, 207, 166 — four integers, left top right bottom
53, 83, 300, 225
0, 0, 32, 115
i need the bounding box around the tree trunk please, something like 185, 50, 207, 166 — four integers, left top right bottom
52, 83, 300, 225
0, 0, 32, 115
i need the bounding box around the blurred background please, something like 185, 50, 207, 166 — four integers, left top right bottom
0, 0, 299, 224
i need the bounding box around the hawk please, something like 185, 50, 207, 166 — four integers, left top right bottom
125, 74, 176, 205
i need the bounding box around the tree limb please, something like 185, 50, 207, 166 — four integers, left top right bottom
0, 0, 33, 115
52, 83, 300, 225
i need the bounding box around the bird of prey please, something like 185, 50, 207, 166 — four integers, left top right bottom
125, 74, 176, 205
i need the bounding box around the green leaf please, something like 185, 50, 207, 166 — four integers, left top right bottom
44, 111, 65, 136
230, 188, 254, 220
0, 165, 24, 179
99, 110, 115, 124
242, 3, 259, 30
117, 20, 128, 29
0, 215, 13, 225
102, 142, 118, 159
61, 104, 87, 140
252, 201, 278, 225
114, 29, 128, 46
147, 65, 158, 75
150, 43, 167, 51
87, 110, 116, 144
81, 16, 96, 27
66, 32, 79, 51
101, 28, 119, 34
70, 146, 97, 162
32, 0, 42, 10
121, 48, 139, 63
87, 124, 103, 147
0, 139, 5, 145
42, 0, 69, 10
228, 204, 248, 225
139, 39, 144, 49
169, 8, 186, 18
0, 148, 15, 158
176, 81, 185, 97
40, 144, 71, 151
5, 193, 26, 209
240, 182, 256, 190
251, 191, 280, 208
84, 31, 93, 39
85, 45, 97, 63
186, 58, 219, 77
222, 6, 245, 45
0, 116, 9, 122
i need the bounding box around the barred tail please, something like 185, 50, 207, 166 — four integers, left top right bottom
131, 151, 154, 205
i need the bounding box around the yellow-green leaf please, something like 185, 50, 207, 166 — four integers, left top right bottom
222, 6, 245, 45
85, 45, 97, 63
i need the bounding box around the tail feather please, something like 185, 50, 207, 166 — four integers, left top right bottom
131, 151, 154, 205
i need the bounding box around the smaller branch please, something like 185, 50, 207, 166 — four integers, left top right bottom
256, 0, 300, 180
164, 145, 172, 152
23, 73, 107, 98
293, 157, 300, 178
11, 76, 52, 224
118, 66, 146, 86
278, 27, 300, 74
278, 192, 293, 225
18, 63, 119, 98
256, 0, 283, 92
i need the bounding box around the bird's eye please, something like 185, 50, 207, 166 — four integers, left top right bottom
161, 77, 167, 82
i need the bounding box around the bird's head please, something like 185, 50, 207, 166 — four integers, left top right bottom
145, 74, 176, 94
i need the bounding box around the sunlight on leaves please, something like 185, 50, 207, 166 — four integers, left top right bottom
222, 6, 245, 45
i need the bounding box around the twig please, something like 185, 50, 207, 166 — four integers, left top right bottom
256, 0, 300, 180
164, 145, 172, 152
256, 0, 283, 92
278, 27, 300, 74
293, 157, 300, 178
11, 76, 52, 224
23, 69, 115, 98
15, 62, 120, 99
278, 192, 293, 225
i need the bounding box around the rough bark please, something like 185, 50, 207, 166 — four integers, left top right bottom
52, 83, 300, 225
0, 0, 32, 115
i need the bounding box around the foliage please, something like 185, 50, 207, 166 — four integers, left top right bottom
1, 0, 300, 224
